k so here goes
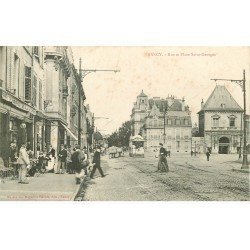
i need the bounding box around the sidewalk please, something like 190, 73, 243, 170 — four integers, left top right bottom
0, 173, 79, 201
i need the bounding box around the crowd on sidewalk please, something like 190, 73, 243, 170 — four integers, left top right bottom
1, 141, 107, 185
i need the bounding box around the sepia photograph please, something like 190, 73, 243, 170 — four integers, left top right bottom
0, 46, 249, 201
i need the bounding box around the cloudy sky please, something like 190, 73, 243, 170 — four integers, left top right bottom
72, 47, 250, 134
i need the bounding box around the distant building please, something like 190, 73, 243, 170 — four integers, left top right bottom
131, 90, 192, 152
198, 84, 243, 154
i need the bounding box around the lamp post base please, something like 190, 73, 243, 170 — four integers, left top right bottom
241, 154, 249, 169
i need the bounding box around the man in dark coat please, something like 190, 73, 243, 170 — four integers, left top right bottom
90, 146, 105, 179
71, 145, 85, 184
58, 144, 68, 174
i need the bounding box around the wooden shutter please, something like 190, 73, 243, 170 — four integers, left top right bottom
25, 66, 32, 102
32, 75, 37, 107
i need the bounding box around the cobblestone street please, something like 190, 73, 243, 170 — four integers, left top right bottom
81, 152, 249, 201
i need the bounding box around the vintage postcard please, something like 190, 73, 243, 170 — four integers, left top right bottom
0, 46, 249, 201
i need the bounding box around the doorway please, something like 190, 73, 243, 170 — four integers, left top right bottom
218, 137, 230, 154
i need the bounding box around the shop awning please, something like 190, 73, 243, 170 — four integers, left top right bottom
61, 123, 78, 141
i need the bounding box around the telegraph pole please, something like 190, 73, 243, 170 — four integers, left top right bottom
211, 70, 249, 169
163, 104, 168, 144
78, 58, 82, 146
77, 57, 120, 149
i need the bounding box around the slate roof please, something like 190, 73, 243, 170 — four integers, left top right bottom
199, 85, 243, 112
148, 99, 168, 112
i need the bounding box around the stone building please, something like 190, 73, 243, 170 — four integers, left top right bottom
44, 46, 88, 152
131, 90, 192, 152
197, 84, 243, 154
0, 46, 46, 163
0, 46, 90, 165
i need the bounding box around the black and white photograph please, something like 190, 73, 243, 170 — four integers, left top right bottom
0, 46, 249, 201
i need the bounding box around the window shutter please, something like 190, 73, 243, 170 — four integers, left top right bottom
25, 66, 32, 102
32, 75, 37, 107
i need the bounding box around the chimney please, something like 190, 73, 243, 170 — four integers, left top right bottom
201, 99, 204, 109
182, 97, 185, 111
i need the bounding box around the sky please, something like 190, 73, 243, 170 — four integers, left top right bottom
72, 47, 250, 134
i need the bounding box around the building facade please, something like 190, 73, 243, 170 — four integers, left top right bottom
131, 90, 192, 152
0, 46, 89, 166
44, 46, 88, 152
0, 46, 46, 164
198, 84, 244, 154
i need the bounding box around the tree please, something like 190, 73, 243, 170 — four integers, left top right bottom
107, 120, 132, 147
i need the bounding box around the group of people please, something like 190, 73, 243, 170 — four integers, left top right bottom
7, 141, 106, 185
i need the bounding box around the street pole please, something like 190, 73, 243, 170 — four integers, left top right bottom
242, 70, 248, 168
239, 112, 242, 159
163, 109, 166, 144
78, 57, 120, 151
211, 69, 249, 169
78, 58, 82, 147
163, 104, 168, 145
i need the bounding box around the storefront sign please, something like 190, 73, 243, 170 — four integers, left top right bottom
2, 90, 36, 115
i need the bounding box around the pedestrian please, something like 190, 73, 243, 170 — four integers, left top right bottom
48, 145, 56, 173
66, 146, 72, 174
82, 146, 89, 175
191, 150, 193, 157
17, 143, 30, 184
90, 146, 105, 179
206, 150, 210, 161
10, 140, 18, 177
158, 143, 169, 172
71, 145, 85, 184
58, 144, 68, 174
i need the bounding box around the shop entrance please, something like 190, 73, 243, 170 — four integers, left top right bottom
219, 137, 230, 154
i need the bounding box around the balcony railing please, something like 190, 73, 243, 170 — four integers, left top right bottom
211, 126, 238, 130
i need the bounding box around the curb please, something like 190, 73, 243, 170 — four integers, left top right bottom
71, 175, 88, 201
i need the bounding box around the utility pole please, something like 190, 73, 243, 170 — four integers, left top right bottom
77, 57, 119, 149
239, 112, 242, 159
163, 104, 168, 144
211, 70, 249, 169
78, 58, 82, 146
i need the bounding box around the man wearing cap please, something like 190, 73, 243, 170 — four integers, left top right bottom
90, 146, 105, 179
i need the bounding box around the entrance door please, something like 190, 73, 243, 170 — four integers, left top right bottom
218, 137, 230, 154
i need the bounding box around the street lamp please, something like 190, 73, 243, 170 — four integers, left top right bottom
78, 57, 120, 147
163, 104, 169, 144
211, 70, 249, 169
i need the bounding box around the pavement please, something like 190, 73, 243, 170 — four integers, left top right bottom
0, 173, 79, 201
82, 152, 250, 201
1, 152, 249, 201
